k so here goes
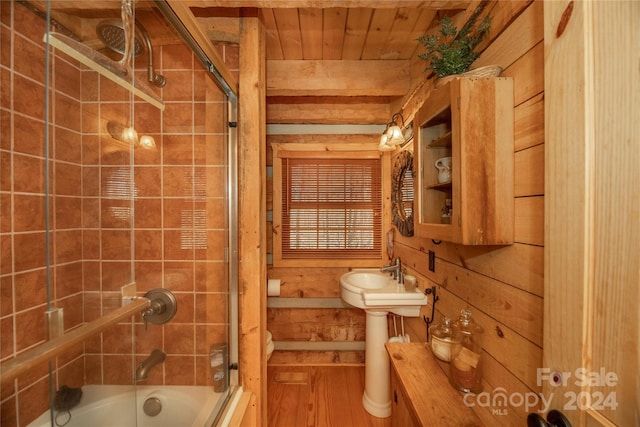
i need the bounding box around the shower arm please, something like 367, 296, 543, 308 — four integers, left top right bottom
134, 20, 166, 87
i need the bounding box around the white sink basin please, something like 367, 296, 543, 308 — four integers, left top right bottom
340, 268, 429, 418
340, 269, 427, 317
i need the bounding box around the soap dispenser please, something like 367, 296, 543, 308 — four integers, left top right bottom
450, 309, 484, 393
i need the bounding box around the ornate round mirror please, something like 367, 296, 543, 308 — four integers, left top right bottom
391, 150, 414, 237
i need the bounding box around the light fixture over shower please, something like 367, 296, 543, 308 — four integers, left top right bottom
107, 121, 156, 150
379, 112, 406, 151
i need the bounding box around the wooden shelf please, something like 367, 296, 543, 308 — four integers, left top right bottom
425, 180, 452, 190
428, 130, 452, 148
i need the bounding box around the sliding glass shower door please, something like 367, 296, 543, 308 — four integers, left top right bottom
0, 1, 237, 425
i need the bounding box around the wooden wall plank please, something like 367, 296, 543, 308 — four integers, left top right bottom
514, 92, 544, 151
267, 267, 348, 298
475, 1, 531, 48
394, 239, 543, 346
394, 235, 544, 297
268, 351, 365, 366
515, 144, 544, 197
267, 298, 348, 308
473, 0, 543, 70
503, 41, 544, 107
514, 196, 544, 246
480, 354, 541, 420
434, 258, 543, 345
430, 285, 542, 390
268, 308, 365, 341
471, 394, 524, 427
396, 239, 542, 346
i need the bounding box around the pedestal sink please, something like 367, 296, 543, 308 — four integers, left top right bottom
340, 269, 428, 418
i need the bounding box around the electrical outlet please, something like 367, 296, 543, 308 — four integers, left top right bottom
428, 250, 435, 272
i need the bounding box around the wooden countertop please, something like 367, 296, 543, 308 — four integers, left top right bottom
385, 342, 484, 427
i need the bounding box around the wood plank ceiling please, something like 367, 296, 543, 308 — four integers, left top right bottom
38, 0, 472, 124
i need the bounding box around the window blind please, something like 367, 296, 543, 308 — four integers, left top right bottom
281, 157, 382, 259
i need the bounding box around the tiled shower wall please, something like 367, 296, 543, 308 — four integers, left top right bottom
0, 2, 238, 425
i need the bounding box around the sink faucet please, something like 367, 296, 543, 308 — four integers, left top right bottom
381, 257, 404, 284
135, 349, 166, 382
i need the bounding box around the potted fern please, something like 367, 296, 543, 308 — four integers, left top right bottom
417, 14, 498, 85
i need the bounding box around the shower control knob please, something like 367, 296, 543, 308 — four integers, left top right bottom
141, 289, 177, 329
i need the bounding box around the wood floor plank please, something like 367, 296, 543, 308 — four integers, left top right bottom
301, 366, 318, 427
344, 366, 370, 427
268, 367, 306, 426
325, 367, 354, 426
267, 365, 391, 427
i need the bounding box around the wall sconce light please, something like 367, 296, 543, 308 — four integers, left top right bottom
379, 112, 405, 151
378, 132, 395, 151
107, 120, 156, 149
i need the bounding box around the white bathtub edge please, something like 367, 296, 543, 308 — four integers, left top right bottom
216, 386, 246, 427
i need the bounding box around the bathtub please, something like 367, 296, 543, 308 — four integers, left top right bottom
28, 384, 233, 427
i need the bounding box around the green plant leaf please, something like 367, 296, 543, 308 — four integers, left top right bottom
417, 14, 491, 78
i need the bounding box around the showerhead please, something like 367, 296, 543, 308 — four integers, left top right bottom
96, 19, 144, 56
96, 19, 166, 88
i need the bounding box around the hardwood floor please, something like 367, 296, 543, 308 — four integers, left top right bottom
267, 365, 391, 427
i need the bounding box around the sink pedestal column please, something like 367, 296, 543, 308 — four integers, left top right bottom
362, 309, 391, 418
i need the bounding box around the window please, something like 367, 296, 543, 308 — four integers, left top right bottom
273, 148, 383, 266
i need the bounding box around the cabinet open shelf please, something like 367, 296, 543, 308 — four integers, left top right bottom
414, 77, 514, 245
425, 181, 452, 190
428, 131, 452, 148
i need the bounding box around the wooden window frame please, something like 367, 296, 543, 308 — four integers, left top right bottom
272, 143, 387, 267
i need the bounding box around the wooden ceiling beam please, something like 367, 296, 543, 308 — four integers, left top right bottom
195, 17, 241, 45
267, 60, 410, 96
266, 96, 391, 124
185, 1, 471, 9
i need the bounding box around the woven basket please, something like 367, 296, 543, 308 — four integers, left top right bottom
435, 65, 503, 88
461, 64, 503, 78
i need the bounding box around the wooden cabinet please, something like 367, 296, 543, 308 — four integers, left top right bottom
391, 366, 419, 427
414, 77, 514, 244
386, 343, 483, 426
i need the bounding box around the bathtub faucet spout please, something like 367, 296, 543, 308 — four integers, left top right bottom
135, 349, 166, 382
